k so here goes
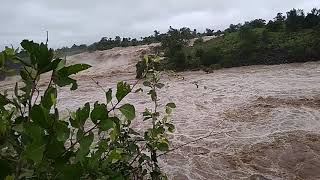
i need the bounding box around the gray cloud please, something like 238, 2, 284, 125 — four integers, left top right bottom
1, 0, 319, 49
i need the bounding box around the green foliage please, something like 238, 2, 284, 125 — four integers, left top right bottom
0, 47, 21, 80
154, 7, 320, 72
0, 40, 175, 179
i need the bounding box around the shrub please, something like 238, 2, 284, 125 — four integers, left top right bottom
0, 40, 175, 179
194, 38, 204, 46
200, 48, 222, 66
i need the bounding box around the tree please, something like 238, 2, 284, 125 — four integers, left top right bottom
267, 13, 286, 32
304, 8, 320, 28
286, 9, 305, 31
248, 19, 266, 28
205, 28, 215, 36
275, 13, 286, 21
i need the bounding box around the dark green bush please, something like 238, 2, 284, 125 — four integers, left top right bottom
200, 48, 222, 66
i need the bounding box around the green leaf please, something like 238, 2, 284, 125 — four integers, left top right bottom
119, 104, 135, 121
58, 64, 91, 76
116, 81, 131, 102
55, 58, 66, 71
157, 141, 169, 151
46, 140, 66, 159
166, 103, 176, 108
108, 149, 123, 164
90, 103, 108, 124
40, 58, 62, 74
23, 123, 45, 143
41, 87, 57, 109
165, 123, 175, 133
23, 143, 45, 163
110, 117, 121, 141
0, 94, 10, 106
30, 105, 49, 129
70, 103, 90, 129
166, 107, 172, 114
148, 90, 157, 102
61, 164, 82, 180
56, 121, 70, 142
54, 64, 91, 90
76, 132, 94, 162
99, 118, 114, 131
106, 88, 112, 104
54, 76, 78, 90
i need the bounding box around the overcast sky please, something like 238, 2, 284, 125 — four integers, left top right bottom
1, 0, 319, 49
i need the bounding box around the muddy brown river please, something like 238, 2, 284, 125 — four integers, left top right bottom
1, 45, 320, 179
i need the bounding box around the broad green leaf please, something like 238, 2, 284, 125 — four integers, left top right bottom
30, 105, 49, 129
90, 103, 108, 124
24, 122, 45, 143
99, 118, 114, 131
58, 64, 91, 76
61, 164, 82, 180
165, 107, 172, 114
116, 81, 131, 102
76, 132, 94, 162
23, 143, 45, 163
148, 90, 157, 102
55, 58, 66, 71
56, 121, 70, 142
46, 140, 66, 159
40, 58, 62, 74
108, 149, 123, 164
0, 94, 9, 106
70, 103, 90, 129
41, 87, 57, 109
54, 76, 78, 90
157, 141, 169, 151
110, 118, 120, 141
54, 64, 91, 90
106, 88, 112, 104
165, 123, 175, 133
119, 104, 135, 122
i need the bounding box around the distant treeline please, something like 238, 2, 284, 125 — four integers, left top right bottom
54, 28, 220, 57
155, 8, 320, 72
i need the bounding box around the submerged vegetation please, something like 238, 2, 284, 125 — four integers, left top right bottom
0, 40, 176, 179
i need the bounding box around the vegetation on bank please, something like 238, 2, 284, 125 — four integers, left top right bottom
157, 8, 320, 72
0, 41, 176, 179
54, 28, 218, 57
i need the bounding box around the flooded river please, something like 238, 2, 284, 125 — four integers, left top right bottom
1, 45, 320, 179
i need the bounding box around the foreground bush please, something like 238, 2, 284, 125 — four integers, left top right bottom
0, 40, 175, 179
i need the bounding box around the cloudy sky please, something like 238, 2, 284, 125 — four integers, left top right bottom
1, 0, 319, 49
